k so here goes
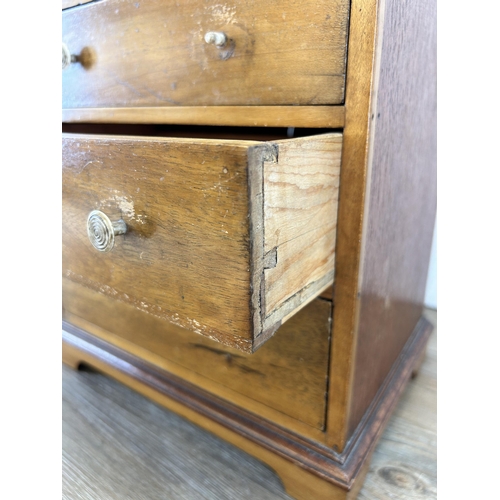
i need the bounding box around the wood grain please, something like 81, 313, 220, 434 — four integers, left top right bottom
62, 346, 345, 499
62, 0, 349, 108
63, 133, 256, 350
62, 132, 341, 351
262, 134, 341, 330
62, 310, 434, 500
319, 284, 334, 300
60, 2, 438, 497
358, 309, 436, 499
348, 0, 437, 436
63, 278, 332, 430
326, 0, 436, 450
62, 106, 346, 128
326, 0, 381, 452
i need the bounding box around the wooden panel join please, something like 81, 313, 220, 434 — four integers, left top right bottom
62, 132, 341, 352
260, 135, 341, 330
62, 0, 349, 108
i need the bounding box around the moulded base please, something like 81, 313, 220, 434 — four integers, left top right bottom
62, 315, 432, 500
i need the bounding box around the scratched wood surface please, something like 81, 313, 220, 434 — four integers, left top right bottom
62, 309, 436, 499
62, 132, 341, 352
62, 134, 256, 351
63, 281, 333, 431
62, 0, 349, 108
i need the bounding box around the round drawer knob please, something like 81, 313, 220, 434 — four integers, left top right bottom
62, 43, 77, 70
204, 31, 228, 47
87, 210, 127, 252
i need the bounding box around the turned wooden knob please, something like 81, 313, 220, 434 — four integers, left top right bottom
62, 43, 77, 70
204, 31, 228, 47
87, 210, 127, 252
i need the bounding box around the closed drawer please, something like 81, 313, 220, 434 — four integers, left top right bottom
62, 131, 341, 352
62, 0, 349, 108
63, 279, 332, 430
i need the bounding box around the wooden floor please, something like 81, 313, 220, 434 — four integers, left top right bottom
62, 309, 437, 500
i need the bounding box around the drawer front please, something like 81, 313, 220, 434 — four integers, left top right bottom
62, 132, 341, 352
63, 278, 332, 430
62, 0, 349, 108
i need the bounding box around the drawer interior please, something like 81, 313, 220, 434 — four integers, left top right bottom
62, 123, 338, 140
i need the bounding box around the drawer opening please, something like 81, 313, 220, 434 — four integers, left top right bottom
62, 123, 341, 141
62, 130, 342, 352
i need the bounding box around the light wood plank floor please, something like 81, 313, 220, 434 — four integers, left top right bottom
62, 309, 437, 499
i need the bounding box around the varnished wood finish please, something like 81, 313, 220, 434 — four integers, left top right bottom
62, 106, 346, 128
326, 0, 437, 450
326, 0, 381, 452
319, 284, 334, 300
62, 0, 349, 108
61, 341, 81, 369
62, 310, 436, 500
63, 279, 332, 430
347, 0, 437, 437
359, 309, 437, 499
62, 132, 341, 351
62, 313, 432, 500
63, 133, 255, 350
61, 0, 437, 496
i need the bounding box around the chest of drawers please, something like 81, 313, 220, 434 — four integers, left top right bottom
62, 0, 437, 498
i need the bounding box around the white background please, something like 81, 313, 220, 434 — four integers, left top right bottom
425, 216, 437, 309
2, 3, 499, 498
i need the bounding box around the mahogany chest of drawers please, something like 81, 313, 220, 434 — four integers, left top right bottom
62, 0, 437, 498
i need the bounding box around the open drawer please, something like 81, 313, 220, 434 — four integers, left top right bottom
62, 131, 342, 352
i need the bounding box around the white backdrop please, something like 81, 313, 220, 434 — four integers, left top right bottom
424, 216, 437, 309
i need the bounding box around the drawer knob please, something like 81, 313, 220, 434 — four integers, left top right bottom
62, 43, 77, 70
87, 210, 127, 252
204, 31, 228, 48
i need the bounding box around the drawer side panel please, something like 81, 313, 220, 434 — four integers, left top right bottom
261, 134, 342, 334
